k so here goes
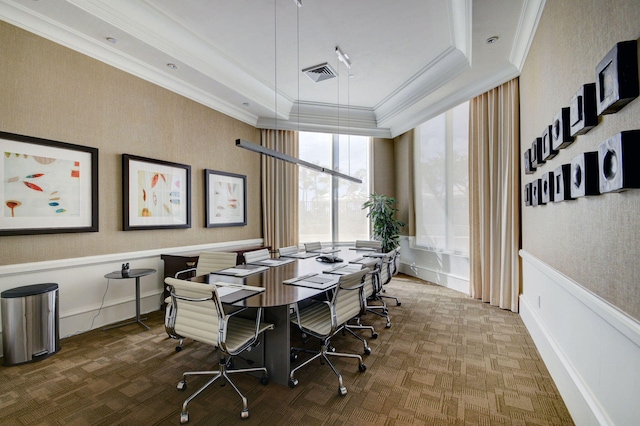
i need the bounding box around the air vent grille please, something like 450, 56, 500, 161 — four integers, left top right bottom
302, 62, 337, 82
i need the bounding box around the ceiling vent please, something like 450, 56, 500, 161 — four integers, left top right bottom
302, 62, 337, 82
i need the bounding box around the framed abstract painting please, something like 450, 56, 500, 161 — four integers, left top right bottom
205, 169, 247, 227
0, 131, 98, 236
122, 154, 191, 230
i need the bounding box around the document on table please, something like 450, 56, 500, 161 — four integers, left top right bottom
283, 273, 337, 290
308, 248, 340, 254
215, 265, 269, 277
322, 264, 363, 275
279, 252, 318, 259
248, 258, 296, 267
213, 282, 265, 303
348, 247, 377, 251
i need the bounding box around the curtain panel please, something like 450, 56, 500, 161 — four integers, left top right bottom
469, 78, 521, 312
260, 129, 299, 251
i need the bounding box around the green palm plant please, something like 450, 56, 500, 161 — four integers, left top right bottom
362, 194, 405, 253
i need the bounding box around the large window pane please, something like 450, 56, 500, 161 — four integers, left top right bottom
336, 135, 370, 242
415, 101, 469, 254
299, 132, 370, 244
299, 133, 332, 242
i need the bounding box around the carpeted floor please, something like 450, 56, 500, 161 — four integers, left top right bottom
0, 275, 574, 425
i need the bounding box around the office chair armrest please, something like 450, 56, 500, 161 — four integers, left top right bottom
174, 267, 196, 279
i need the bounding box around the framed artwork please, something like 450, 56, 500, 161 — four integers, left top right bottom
0, 131, 98, 236
122, 154, 191, 230
205, 169, 247, 227
569, 83, 598, 137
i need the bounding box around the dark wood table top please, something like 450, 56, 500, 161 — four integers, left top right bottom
189, 247, 376, 308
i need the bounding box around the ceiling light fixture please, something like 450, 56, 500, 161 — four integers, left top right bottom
486, 36, 499, 44
293, 0, 302, 7
236, 139, 361, 183
106, 37, 117, 44
335, 46, 351, 69
166, 63, 178, 69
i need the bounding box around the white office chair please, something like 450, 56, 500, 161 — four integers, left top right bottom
277, 245, 298, 257
166, 251, 238, 351
289, 268, 369, 396
355, 240, 382, 250
243, 248, 271, 264
173, 251, 238, 279
303, 241, 322, 252
378, 250, 401, 306
358, 258, 391, 328
165, 277, 274, 423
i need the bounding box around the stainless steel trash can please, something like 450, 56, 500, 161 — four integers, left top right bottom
1, 283, 60, 366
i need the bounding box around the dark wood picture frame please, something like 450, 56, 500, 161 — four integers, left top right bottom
122, 154, 191, 231
205, 169, 247, 227
0, 131, 98, 236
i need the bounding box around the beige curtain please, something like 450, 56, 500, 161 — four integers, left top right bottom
469, 78, 521, 312
260, 129, 299, 251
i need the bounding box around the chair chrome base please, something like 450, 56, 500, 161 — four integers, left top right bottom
289, 341, 366, 396
177, 355, 268, 423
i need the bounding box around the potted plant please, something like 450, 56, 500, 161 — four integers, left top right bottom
362, 193, 405, 253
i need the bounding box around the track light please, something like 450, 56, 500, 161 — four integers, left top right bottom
236, 139, 362, 183
335, 46, 351, 69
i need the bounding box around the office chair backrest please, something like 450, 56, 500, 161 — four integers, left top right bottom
355, 240, 382, 249
278, 245, 298, 256
304, 242, 322, 251
332, 268, 369, 327
165, 277, 222, 347
391, 247, 401, 276
196, 251, 238, 276
360, 259, 380, 297
379, 252, 393, 285
243, 248, 270, 264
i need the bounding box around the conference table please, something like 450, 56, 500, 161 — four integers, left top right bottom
189, 246, 378, 386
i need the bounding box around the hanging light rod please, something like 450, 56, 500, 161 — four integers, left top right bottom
293, 0, 302, 7
335, 46, 351, 69
236, 139, 362, 183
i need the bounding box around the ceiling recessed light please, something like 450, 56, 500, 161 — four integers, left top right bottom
106, 37, 117, 44
242, 102, 251, 107
486, 36, 499, 44
166, 63, 178, 69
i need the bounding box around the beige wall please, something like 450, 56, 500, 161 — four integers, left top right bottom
0, 22, 262, 265
520, 0, 640, 320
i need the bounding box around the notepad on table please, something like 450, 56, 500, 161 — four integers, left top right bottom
283, 273, 337, 290
248, 258, 295, 267
322, 264, 363, 275
215, 265, 269, 277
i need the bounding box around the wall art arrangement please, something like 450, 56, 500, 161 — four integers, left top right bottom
205, 169, 247, 228
0, 131, 99, 236
523, 40, 640, 207
122, 154, 191, 230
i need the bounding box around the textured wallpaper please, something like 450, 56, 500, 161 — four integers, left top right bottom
0, 22, 262, 265
519, 0, 640, 320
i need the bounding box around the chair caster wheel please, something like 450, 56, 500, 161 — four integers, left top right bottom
397, 302, 401, 306
385, 323, 391, 329
289, 378, 298, 388
290, 353, 298, 362
241, 409, 249, 419
180, 411, 189, 424
338, 386, 347, 396
359, 363, 367, 372
260, 376, 269, 385
364, 347, 371, 355
177, 380, 187, 391
175, 346, 182, 352
372, 332, 379, 339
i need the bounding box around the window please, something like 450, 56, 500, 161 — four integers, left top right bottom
298, 132, 370, 243
414, 101, 469, 254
